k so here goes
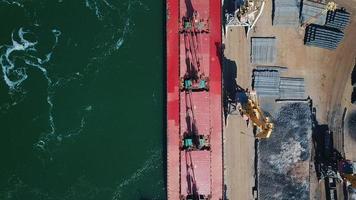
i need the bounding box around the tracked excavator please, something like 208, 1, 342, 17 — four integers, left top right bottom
237, 90, 274, 139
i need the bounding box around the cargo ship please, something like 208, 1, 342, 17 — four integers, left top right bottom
166, 0, 223, 199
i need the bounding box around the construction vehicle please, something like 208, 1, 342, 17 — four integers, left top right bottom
298, 1, 337, 34
237, 90, 274, 139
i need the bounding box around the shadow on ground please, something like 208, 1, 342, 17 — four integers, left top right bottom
347, 111, 356, 141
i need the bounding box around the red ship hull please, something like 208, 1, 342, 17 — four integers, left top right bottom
166, 0, 223, 199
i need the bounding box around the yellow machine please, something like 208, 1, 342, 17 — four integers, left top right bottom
298, 1, 337, 34
238, 91, 274, 139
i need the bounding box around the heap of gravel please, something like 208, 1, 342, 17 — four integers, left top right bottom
258, 103, 312, 200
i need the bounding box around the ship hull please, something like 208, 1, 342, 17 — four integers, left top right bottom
166, 0, 223, 199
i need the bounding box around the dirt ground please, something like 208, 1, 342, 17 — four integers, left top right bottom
223, 114, 255, 200
223, 0, 356, 199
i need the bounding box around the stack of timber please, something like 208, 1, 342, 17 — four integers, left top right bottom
325, 8, 350, 30
304, 24, 344, 50
273, 0, 300, 26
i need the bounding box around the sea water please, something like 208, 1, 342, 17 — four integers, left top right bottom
0, 1, 165, 199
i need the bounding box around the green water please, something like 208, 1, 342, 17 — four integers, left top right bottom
0, 0, 164, 199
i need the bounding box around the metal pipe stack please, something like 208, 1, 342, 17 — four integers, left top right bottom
304, 24, 344, 50
325, 8, 350, 30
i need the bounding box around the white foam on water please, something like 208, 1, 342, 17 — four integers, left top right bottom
52, 73, 82, 88
0, 28, 61, 91
0, 0, 23, 7
84, 105, 92, 111
85, 0, 150, 60
112, 149, 161, 200
115, 37, 124, 50
85, 0, 103, 20
102, 0, 115, 9
0, 27, 86, 161
114, 17, 130, 50
52, 29, 61, 46
60, 116, 87, 140
0, 28, 37, 89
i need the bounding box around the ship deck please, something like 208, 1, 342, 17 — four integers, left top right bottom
167, 0, 222, 199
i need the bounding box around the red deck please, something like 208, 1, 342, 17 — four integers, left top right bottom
166, 0, 223, 199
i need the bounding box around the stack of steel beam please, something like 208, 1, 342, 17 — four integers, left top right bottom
253, 69, 281, 97
325, 8, 350, 30
301, 0, 327, 25
279, 77, 305, 99
251, 37, 277, 64
304, 24, 344, 50
273, 0, 300, 26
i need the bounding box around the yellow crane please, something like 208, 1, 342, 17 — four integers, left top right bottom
298, 1, 337, 34
238, 90, 274, 139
